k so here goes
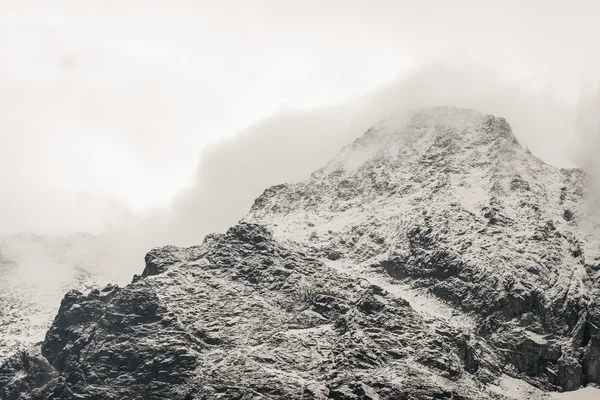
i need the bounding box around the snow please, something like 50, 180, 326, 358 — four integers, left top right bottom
0, 232, 143, 364
335, 141, 379, 172
487, 375, 548, 399
325, 259, 477, 331
552, 388, 600, 400
245, 106, 596, 345
242, 107, 600, 398
451, 169, 490, 213
525, 331, 548, 345
520, 329, 549, 345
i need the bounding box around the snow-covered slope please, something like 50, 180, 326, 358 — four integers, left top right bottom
553, 387, 600, 399
0, 223, 558, 399
244, 107, 600, 391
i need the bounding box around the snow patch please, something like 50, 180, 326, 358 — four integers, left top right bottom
326, 259, 477, 331
523, 330, 549, 345
551, 388, 600, 400
487, 375, 548, 399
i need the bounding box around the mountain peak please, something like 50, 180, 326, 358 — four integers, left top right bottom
245, 106, 600, 391
304, 107, 525, 185
366, 106, 517, 141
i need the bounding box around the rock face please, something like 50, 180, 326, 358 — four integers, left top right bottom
0, 231, 157, 369
2, 223, 507, 399
0, 233, 136, 365
244, 107, 600, 391
1, 106, 599, 399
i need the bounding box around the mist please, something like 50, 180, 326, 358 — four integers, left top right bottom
43, 58, 592, 290
131, 62, 583, 249
3, 0, 600, 238
2, 58, 597, 283
573, 89, 600, 178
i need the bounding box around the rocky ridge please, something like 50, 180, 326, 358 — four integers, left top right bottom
1, 106, 599, 399
0, 223, 544, 399
0, 233, 136, 365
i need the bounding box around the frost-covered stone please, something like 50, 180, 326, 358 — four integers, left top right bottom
2, 222, 520, 399
0, 233, 126, 365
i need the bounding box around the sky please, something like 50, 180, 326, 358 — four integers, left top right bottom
2, 0, 600, 235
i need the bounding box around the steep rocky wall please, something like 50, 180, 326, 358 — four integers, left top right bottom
1, 223, 545, 400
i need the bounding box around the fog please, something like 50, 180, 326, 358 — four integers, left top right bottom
34, 59, 592, 289
573, 89, 600, 180
2, 4, 600, 294
2, 1, 600, 238
128, 62, 590, 248
4, 60, 600, 251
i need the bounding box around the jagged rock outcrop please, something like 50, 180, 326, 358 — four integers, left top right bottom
2, 106, 599, 399
2, 223, 516, 399
0, 233, 140, 365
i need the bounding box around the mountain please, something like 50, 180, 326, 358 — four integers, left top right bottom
0, 233, 143, 365
1, 107, 599, 399
244, 107, 600, 390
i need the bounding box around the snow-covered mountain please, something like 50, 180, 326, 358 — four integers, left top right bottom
244, 107, 600, 390
0, 233, 143, 365
1, 107, 599, 399
247, 106, 600, 380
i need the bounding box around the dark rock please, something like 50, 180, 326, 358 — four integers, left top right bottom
0, 350, 54, 400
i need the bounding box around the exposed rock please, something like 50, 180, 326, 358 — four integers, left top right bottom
0, 233, 139, 365
0, 349, 54, 400
1, 222, 520, 399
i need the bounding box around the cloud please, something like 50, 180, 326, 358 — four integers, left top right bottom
3, 59, 597, 312
3, 1, 600, 237
0, 55, 584, 244
568, 86, 600, 221
572, 88, 600, 172
133, 62, 579, 247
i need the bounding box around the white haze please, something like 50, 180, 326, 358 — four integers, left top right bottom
3, 60, 596, 318
136, 62, 586, 248
2, 0, 600, 236
573, 90, 600, 184
4, 61, 600, 254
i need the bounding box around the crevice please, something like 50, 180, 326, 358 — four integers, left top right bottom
582, 317, 592, 347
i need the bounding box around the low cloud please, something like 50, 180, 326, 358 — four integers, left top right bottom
572, 88, 600, 177
134, 62, 580, 248
3, 62, 593, 282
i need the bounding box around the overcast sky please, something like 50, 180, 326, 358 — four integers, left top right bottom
2, 0, 600, 235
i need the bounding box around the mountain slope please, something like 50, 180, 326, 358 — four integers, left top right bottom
0, 223, 549, 399
244, 107, 600, 390
0, 233, 141, 365
1, 106, 599, 399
